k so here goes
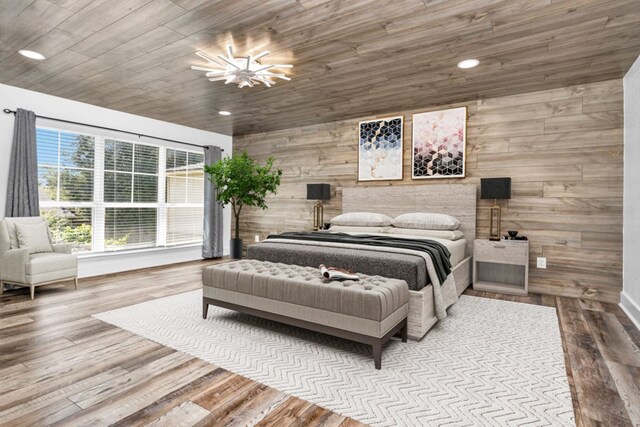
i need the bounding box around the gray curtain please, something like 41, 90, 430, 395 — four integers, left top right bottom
5, 108, 39, 217
202, 145, 224, 258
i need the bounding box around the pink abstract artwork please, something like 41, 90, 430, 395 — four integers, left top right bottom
412, 107, 466, 179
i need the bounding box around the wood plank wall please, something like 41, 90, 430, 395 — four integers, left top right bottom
233, 79, 623, 303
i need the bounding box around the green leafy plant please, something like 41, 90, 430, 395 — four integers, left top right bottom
62, 223, 92, 244
204, 151, 282, 240
105, 234, 130, 247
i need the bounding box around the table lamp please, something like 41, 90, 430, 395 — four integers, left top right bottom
480, 177, 511, 241
306, 184, 331, 230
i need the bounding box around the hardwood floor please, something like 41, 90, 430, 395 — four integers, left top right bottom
0, 260, 365, 427
1, 261, 638, 426
464, 288, 640, 426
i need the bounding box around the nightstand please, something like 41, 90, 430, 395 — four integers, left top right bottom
473, 239, 529, 296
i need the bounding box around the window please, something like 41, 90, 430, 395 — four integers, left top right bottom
36, 127, 205, 254
166, 149, 205, 245
103, 139, 160, 251
104, 139, 159, 203
105, 208, 157, 250
37, 128, 95, 252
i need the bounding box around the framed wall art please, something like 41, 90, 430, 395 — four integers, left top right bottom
358, 116, 403, 181
412, 107, 466, 179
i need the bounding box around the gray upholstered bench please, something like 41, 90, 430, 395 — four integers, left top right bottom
202, 260, 409, 369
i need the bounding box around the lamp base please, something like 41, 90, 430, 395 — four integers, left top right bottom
489, 203, 502, 241
313, 202, 324, 231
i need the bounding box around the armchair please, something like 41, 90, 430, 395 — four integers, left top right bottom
0, 217, 78, 299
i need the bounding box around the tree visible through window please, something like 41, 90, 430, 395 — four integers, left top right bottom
37, 128, 94, 252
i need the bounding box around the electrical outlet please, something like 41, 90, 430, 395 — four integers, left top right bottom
254, 235, 260, 243
537, 257, 547, 269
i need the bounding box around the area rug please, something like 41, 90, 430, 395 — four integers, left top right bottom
94, 291, 574, 426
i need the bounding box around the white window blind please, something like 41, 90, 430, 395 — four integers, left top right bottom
165, 149, 205, 245
37, 128, 95, 252
36, 127, 205, 254
103, 139, 159, 251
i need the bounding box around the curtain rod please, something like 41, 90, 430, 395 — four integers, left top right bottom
2, 108, 223, 151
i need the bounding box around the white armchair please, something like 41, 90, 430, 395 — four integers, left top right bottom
0, 217, 78, 299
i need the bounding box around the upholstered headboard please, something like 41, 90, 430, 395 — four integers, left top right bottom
342, 184, 477, 255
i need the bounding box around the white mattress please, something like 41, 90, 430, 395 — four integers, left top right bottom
329, 231, 467, 267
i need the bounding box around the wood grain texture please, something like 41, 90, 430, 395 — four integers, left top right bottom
0, 260, 365, 427
464, 288, 640, 427
1, 0, 639, 135
234, 79, 624, 302
342, 184, 476, 254
0, 262, 638, 425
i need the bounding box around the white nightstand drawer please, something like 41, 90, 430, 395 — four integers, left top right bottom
474, 240, 528, 265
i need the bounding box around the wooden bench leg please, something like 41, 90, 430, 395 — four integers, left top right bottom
372, 341, 382, 370
401, 320, 408, 343
202, 301, 209, 319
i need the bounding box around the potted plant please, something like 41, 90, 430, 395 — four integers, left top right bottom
204, 151, 282, 259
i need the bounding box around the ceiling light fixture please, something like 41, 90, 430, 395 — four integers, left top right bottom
192, 45, 292, 88
18, 49, 46, 60
218, 111, 231, 116
457, 59, 479, 69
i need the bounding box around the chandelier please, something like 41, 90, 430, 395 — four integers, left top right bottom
191, 45, 292, 88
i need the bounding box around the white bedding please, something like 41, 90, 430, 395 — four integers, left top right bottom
416, 236, 467, 267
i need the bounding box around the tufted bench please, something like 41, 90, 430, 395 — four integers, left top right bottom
202, 259, 409, 369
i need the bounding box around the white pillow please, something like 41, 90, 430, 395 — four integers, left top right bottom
393, 213, 460, 231
388, 227, 464, 241
330, 212, 393, 227
15, 222, 53, 254
328, 225, 390, 234
6, 222, 19, 249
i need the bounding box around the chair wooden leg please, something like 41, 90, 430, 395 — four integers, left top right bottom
202, 301, 209, 319
74, 277, 79, 290
30, 285, 35, 300
0, 280, 3, 295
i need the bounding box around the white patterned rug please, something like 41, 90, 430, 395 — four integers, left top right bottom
94, 291, 574, 426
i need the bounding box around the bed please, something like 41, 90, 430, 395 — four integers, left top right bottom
247, 184, 477, 340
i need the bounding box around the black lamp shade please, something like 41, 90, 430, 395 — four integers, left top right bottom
480, 178, 511, 200
307, 183, 331, 200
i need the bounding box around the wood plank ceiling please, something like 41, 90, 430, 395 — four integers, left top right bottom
1, 0, 639, 136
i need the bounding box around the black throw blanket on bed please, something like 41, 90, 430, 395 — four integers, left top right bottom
266, 232, 452, 284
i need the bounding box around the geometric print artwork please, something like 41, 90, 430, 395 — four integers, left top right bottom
413, 107, 466, 179
358, 116, 403, 181
94, 291, 574, 427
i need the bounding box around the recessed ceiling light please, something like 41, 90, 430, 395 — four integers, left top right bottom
218, 111, 231, 116
457, 59, 479, 69
18, 49, 46, 60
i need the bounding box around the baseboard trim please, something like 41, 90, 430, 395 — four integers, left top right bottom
619, 292, 640, 332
